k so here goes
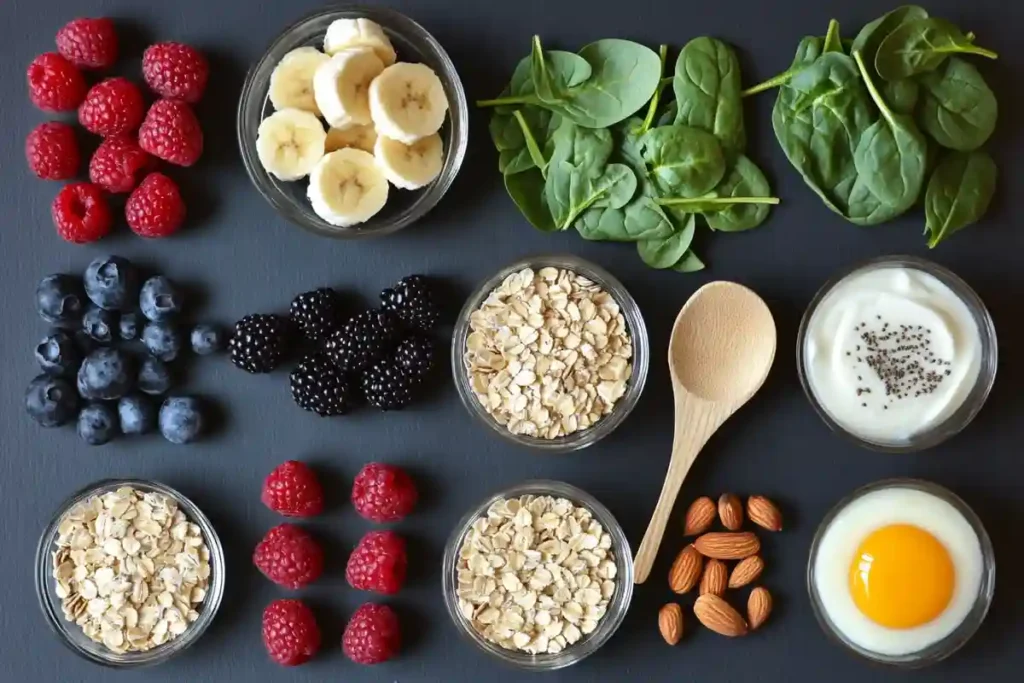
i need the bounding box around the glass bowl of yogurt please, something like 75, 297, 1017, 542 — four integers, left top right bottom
797, 256, 997, 452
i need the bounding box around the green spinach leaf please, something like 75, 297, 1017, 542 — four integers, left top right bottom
505, 169, 557, 232
823, 20, 843, 54
875, 18, 997, 81
576, 195, 675, 242
918, 56, 997, 151
557, 39, 663, 128
642, 124, 726, 197
705, 156, 777, 231
672, 250, 706, 272
741, 36, 822, 97
850, 5, 929, 60
530, 37, 594, 103
545, 160, 637, 229
636, 45, 669, 136
637, 212, 696, 268
511, 110, 549, 173
924, 150, 997, 247
672, 37, 746, 156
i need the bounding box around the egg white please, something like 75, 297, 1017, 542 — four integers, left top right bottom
812, 487, 983, 656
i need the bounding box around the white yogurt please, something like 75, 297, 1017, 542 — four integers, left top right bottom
803, 266, 981, 443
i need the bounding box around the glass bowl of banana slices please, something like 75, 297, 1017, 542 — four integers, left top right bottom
238, 6, 468, 238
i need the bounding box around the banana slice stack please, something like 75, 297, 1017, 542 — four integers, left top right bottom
255, 17, 450, 228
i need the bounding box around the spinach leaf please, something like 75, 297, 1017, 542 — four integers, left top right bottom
918, 56, 997, 151
512, 110, 549, 173
545, 160, 637, 229
924, 150, 997, 247
875, 18, 998, 81
850, 5, 929, 60
672, 37, 746, 157
576, 195, 675, 242
530, 37, 594, 103
557, 39, 663, 128
672, 250, 706, 272
642, 124, 726, 197
823, 20, 843, 54
505, 169, 557, 232
882, 79, 919, 115
637, 213, 696, 269
741, 36, 822, 97
548, 122, 614, 173
636, 45, 669, 136
705, 156, 777, 231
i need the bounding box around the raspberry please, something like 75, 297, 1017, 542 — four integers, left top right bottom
253, 524, 324, 589
125, 173, 185, 238
351, 463, 418, 523
138, 99, 203, 166
78, 78, 145, 137
346, 531, 407, 595
27, 53, 87, 112
343, 603, 400, 665
52, 183, 112, 244
56, 18, 118, 69
261, 461, 324, 518
26, 122, 79, 180
142, 42, 209, 104
262, 599, 320, 667
89, 136, 152, 193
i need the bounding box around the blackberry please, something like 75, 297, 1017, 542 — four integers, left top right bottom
325, 309, 399, 373
229, 314, 292, 373
393, 333, 434, 381
380, 275, 440, 331
362, 358, 416, 411
290, 288, 342, 343
290, 353, 355, 416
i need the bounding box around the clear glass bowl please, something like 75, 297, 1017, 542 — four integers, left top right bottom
237, 5, 468, 239
442, 480, 633, 670
35, 479, 226, 668
451, 254, 649, 452
796, 255, 998, 452
807, 478, 995, 667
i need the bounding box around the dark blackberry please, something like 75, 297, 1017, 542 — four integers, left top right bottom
393, 333, 434, 381
361, 358, 417, 411
290, 353, 354, 416
380, 275, 440, 331
290, 287, 342, 343
324, 309, 399, 373
229, 314, 292, 373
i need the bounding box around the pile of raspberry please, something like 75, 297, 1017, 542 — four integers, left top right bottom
24, 17, 209, 243
255, 460, 419, 667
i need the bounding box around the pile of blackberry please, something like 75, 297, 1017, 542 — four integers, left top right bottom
228, 275, 441, 415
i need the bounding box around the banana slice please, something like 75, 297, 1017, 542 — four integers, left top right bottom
374, 133, 444, 190
326, 124, 378, 153
307, 148, 389, 227
323, 18, 396, 66
313, 48, 385, 130
256, 109, 327, 181
369, 63, 449, 144
268, 47, 329, 115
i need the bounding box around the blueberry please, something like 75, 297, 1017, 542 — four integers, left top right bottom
84, 256, 138, 311
78, 403, 118, 445
35, 330, 80, 376
138, 356, 172, 395
77, 348, 134, 400
142, 322, 182, 362
119, 312, 142, 340
190, 324, 224, 355
82, 306, 119, 343
36, 274, 85, 326
159, 396, 203, 444
25, 375, 79, 427
139, 276, 182, 322
118, 394, 155, 435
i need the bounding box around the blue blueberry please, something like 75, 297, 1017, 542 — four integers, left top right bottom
36, 274, 86, 326
35, 331, 80, 376
190, 324, 224, 355
142, 322, 182, 362
77, 347, 134, 400
119, 312, 142, 340
78, 403, 118, 445
159, 396, 203, 444
25, 375, 79, 427
84, 256, 138, 311
82, 306, 119, 343
118, 395, 155, 435
139, 276, 182, 322
138, 356, 172, 395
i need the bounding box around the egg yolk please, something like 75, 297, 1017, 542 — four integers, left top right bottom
849, 524, 955, 629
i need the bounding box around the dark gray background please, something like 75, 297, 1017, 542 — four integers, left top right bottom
1, 0, 1021, 681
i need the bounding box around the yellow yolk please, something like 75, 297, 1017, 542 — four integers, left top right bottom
849, 524, 955, 629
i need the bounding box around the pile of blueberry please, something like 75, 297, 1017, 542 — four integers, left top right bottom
26, 255, 224, 445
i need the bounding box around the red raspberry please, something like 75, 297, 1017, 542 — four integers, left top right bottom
343, 603, 400, 665
138, 99, 203, 166
89, 136, 152, 193
125, 173, 185, 238
142, 42, 209, 103
78, 78, 145, 137
26, 122, 79, 180
261, 461, 324, 518
52, 183, 112, 244
262, 599, 320, 667
351, 463, 418, 523
56, 18, 118, 69
27, 53, 87, 112
346, 531, 407, 595
253, 524, 323, 590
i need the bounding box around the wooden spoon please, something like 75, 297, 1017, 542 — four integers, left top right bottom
633, 282, 777, 584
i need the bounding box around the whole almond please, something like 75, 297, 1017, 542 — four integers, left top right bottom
729, 555, 765, 589
694, 531, 760, 560
668, 544, 703, 594
718, 493, 744, 531
694, 594, 748, 637
683, 496, 716, 536
699, 558, 728, 596
747, 495, 783, 532
658, 603, 684, 645
748, 586, 772, 630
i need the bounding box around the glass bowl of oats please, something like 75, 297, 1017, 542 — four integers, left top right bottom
452, 255, 649, 452
442, 480, 633, 670
34, 479, 225, 667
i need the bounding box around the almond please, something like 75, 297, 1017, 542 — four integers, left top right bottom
694, 594, 748, 637
694, 531, 760, 560
748, 586, 772, 630
699, 558, 728, 596
728, 555, 765, 589
718, 493, 744, 531
683, 496, 716, 536
668, 544, 703, 594
658, 603, 684, 645
747, 495, 783, 532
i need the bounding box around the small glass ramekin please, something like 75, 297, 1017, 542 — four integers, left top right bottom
237, 5, 468, 239
442, 480, 633, 670
807, 478, 995, 668
35, 479, 226, 668
796, 255, 998, 452
451, 255, 649, 452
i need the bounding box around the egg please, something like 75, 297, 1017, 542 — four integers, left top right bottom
812, 486, 984, 656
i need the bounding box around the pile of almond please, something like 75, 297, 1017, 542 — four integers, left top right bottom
659, 494, 782, 645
